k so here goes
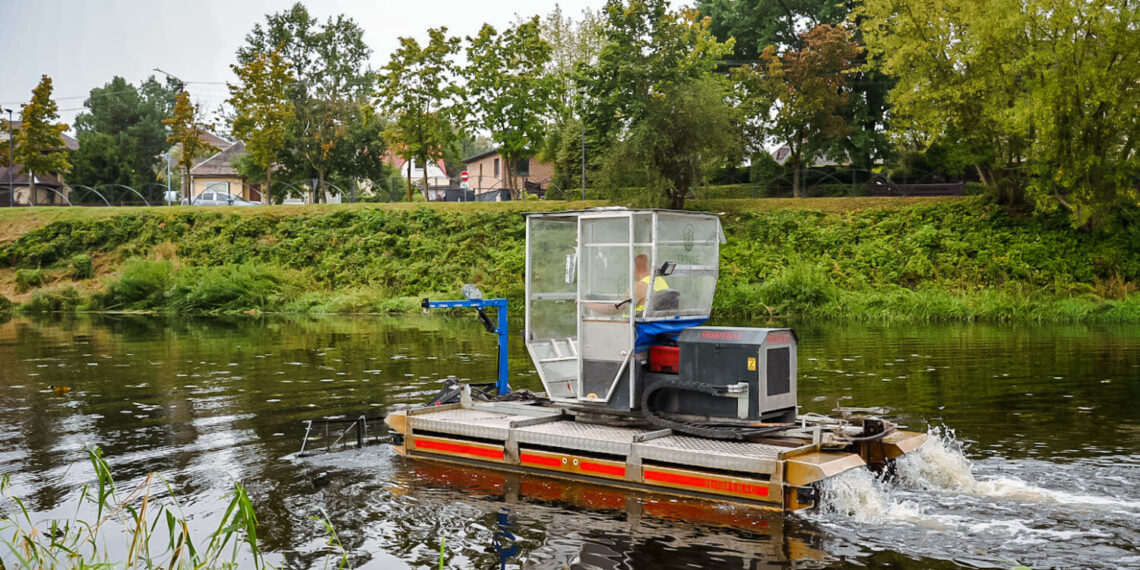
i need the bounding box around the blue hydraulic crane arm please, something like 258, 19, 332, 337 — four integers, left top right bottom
420, 297, 510, 395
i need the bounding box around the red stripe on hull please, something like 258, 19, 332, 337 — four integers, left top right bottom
415, 438, 504, 460
644, 469, 769, 498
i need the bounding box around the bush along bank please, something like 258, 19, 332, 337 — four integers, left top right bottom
1, 201, 1138, 322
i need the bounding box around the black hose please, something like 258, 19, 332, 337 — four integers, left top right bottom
640, 378, 791, 441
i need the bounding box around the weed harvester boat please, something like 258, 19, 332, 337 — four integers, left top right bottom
384, 208, 926, 510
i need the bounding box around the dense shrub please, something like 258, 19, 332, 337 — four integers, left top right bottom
15, 269, 46, 292
2, 201, 1138, 321
70, 254, 94, 279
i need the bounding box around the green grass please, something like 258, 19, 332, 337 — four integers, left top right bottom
0, 198, 1137, 322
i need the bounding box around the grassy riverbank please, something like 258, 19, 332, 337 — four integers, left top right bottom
1, 198, 1137, 322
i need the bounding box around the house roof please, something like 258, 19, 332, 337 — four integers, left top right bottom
0, 167, 64, 187
2, 120, 79, 151
197, 130, 233, 150
463, 149, 500, 163
382, 150, 447, 175
190, 141, 246, 177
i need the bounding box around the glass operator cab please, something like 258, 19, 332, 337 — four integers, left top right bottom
524, 208, 723, 412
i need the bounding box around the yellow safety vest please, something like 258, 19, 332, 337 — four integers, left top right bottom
636, 275, 669, 312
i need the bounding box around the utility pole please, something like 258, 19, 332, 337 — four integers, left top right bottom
154, 68, 186, 204
3, 107, 12, 208
579, 88, 586, 201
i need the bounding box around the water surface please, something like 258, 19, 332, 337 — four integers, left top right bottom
1, 314, 1137, 569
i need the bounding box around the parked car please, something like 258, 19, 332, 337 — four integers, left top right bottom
188, 192, 260, 206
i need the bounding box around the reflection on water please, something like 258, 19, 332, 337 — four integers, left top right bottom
1, 314, 1138, 569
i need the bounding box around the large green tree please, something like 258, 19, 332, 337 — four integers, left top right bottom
464, 17, 558, 196
580, 0, 736, 208
13, 75, 71, 203
163, 91, 218, 201
228, 48, 295, 204
377, 28, 462, 201
535, 6, 605, 194
237, 2, 374, 202
699, 0, 891, 170
733, 24, 859, 197
860, 0, 1140, 227
71, 76, 177, 193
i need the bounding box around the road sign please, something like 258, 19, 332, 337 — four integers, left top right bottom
460, 171, 470, 182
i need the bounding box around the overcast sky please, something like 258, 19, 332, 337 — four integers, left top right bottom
1, 0, 605, 131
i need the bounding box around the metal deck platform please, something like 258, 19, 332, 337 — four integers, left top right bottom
385, 401, 925, 510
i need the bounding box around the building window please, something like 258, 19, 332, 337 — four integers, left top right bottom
493, 158, 500, 177
516, 159, 530, 177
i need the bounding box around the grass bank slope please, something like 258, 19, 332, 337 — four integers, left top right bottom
0, 198, 1137, 322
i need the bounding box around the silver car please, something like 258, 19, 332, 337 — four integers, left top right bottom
189, 192, 260, 206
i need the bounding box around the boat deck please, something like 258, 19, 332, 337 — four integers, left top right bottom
384, 401, 919, 510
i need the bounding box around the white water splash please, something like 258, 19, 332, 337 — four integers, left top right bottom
894, 427, 1140, 511
815, 468, 926, 523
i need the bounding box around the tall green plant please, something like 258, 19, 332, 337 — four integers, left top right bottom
378, 28, 462, 201
13, 75, 71, 200
464, 17, 558, 197
229, 48, 296, 204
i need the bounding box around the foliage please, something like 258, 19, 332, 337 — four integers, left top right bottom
598, 76, 740, 208
229, 48, 296, 204
697, 0, 846, 59
21, 284, 82, 312
464, 17, 558, 196
236, 3, 376, 202
377, 28, 462, 200
71, 75, 177, 190
70, 253, 93, 279
859, 0, 1140, 227
2, 200, 1139, 322
581, 0, 736, 207
163, 91, 219, 200
15, 268, 45, 292
732, 24, 859, 197
12, 75, 71, 183
0, 447, 275, 568
0, 294, 11, 312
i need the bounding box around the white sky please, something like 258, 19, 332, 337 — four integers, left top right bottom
0, 0, 605, 131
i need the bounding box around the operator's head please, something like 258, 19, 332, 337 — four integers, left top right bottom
635, 254, 650, 278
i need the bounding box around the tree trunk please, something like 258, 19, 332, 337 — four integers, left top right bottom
792, 155, 802, 198
406, 160, 413, 202
422, 158, 429, 201
182, 166, 190, 204
265, 165, 273, 205
317, 170, 326, 204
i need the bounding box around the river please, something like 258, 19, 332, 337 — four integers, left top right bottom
0, 314, 1137, 569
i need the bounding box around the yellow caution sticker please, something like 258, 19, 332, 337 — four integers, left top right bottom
747, 357, 757, 371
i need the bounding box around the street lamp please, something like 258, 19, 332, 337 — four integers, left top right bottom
152, 68, 186, 92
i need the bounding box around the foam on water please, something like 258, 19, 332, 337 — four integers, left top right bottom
894, 427, 1140, 511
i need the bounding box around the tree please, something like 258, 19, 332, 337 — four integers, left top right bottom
697, 0, 846, 59
163, 91, 218, 201
598, 76, 739, 208
733, 24, 859, 197
237, 3, 374, 203
13, 75, 71, 203
377, 28, 462, 200
859, 0, 1026, 201
700, 0, 892, 170
580, 0, 736, 207
464, 17, 558, 197
535, 6, 605, 194
229, 48, 295, 204
860, 0, 1140, 227
71, 76, 177, 193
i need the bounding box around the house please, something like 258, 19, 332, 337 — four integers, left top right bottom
188, 140, 261, 203
463, 150, 553, 200
384, 152, 451, 189
772, 145, 848, 167
0, 119, 79, 206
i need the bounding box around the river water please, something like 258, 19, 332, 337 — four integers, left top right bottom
0, 314, 1137, 569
